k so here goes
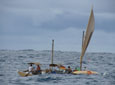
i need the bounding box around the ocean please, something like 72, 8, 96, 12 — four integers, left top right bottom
0, 50, 115, 85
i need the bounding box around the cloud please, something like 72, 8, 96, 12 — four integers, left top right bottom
0, 0, 115, 52
0, 0, 114, 32
0, 27, 115, 53
0, 27, 83, 51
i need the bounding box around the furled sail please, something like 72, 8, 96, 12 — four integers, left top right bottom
80, 8, 95, 70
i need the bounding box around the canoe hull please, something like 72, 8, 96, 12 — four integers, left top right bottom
72, 70, 98, 75
18, 70, 98, 77
18, 71, 33, 77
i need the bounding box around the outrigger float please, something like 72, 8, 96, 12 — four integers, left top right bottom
18, 7, 98, 77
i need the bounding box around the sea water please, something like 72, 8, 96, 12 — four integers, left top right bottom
0, 50, 115, 85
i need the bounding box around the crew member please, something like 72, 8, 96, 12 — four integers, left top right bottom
67, 66, 72, 74
36, 64, 41, 73
29, 64, 34, 72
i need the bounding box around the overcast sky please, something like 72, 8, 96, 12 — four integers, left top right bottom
0, 0, 115, 53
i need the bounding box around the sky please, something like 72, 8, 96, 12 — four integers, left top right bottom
0, 0, 115, 53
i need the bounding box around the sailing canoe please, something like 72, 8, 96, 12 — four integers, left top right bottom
73, 8, 98, 75
80, 7, 95, 71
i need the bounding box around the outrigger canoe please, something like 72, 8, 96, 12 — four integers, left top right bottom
17, 70, 48, 77
18, 69, 49, 77
74, 7, 98, 75
18, 62, 43, 77
18, 7, 98, 77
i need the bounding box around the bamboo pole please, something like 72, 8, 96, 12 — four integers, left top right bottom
51, 39, 54, 64
80, 31, 85, 71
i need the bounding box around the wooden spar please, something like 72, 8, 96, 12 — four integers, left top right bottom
80, 31, 85, 71
80, 8, 95, 71
51, 40, 54, 64
82, 31, 85, 50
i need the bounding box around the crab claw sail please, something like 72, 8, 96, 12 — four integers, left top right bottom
80, 8, 95, 70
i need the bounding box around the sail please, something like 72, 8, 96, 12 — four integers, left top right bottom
80, 8, 95, 70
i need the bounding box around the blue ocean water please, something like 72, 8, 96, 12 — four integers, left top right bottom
0, 50, 115, 85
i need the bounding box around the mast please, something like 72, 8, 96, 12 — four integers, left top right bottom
51, 39, 54, 64
80, 8, 95, 71
80, 31, 85, 71
82, 31, 85, 50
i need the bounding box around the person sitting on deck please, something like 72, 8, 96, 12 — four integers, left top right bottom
66, 66, 72, 74
36, 64, 41, 73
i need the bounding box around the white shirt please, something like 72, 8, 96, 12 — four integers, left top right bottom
29, 66, 33, 72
